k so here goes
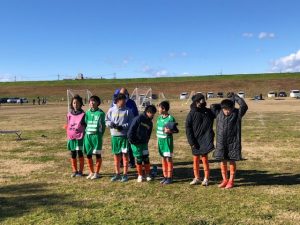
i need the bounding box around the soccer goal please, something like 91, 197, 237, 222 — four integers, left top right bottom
130, 87, 152, 111
67, 89, 93, 112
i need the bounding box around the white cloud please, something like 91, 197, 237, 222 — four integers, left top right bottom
242, 32, 254, 38
142, 65, 169, 77
258, 32, 275, 39
0, 74, 14, 82
168, 51, 188, 58
271, 49, 300, 72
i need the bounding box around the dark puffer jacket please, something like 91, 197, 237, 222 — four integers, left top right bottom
210, 95, 248, 161
127, 112, 153, 145
186, 105, 215, 155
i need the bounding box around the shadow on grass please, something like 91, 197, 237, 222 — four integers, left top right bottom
0, 183, 82, 222
156, 161, 300, 186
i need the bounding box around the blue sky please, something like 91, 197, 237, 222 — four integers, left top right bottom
1, 0, 300, 81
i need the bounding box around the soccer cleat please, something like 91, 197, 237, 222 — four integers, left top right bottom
190, 178, 201, 185
91, 173, 101, 180
218, 180, 228, 188
201, 178, 209, 186
146, 176, 152, 182
160, 177, 167, 184
137, 175, 143, 183
163, 178, 173, 185
121, 175, 129, 182
225, 181, 234, 189
111, 174, 122, 182
76, 171, 83, 177
86, 173, 94, 179
71, 172, 77, 178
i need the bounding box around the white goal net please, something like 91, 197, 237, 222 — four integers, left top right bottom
130, 87, 152, 111
67, 89, 93, 112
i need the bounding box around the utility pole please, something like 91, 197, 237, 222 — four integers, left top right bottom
14, 76, 16, 82
57, 74, 60, 80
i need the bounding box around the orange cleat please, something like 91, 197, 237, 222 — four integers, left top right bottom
225, 181, 234, 189
218, 180, 228, 188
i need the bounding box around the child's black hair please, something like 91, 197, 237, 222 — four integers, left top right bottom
115, 93, 127, 102
158, 101, 170, 111
89, 95, 101, 105
70, 94, 83, 110
221, 99, 234, 109
145, 105, 157, 114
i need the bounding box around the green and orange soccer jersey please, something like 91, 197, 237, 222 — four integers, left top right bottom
156, 114, 175, 155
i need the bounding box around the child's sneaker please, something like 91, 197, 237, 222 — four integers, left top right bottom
160, 177, 167, 184
218, 180, 228, 188
121, 175, 129, 182
225, 181, 234, 189
151, 165, 158, 177
91, 173, 101, 180
76, 171, 83, 177
190, 178, 201, 185
146, 176, 152, 182
201, 178, 209, 186
163, 178, 172, 185
86, 173, 94, 179
137, 175, 143, 183
111, 174, 121, 182
71, 172, 78, 178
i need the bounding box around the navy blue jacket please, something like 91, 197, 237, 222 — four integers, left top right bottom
127, 113, 153, 145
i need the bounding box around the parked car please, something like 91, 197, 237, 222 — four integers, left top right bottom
278, 91, 287, 97
237, 91, 245, 98
267, 91, 276, 98
7, 97, 19, 103
17, 98, 29, 103
206, 92, 214, 99
0, 98, 8, 103
290, 90, 300, 98
180, 92, 189, 100
216, 92, 224, 98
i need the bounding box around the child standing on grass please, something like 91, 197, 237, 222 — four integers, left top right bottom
127, 105, 157, 182
210, 93, 248, 189
66, 95, 85, 177
186, 93, 215, 186
156, 101, 177, 185
106, 93, 134, 182
83, 95, 106, 180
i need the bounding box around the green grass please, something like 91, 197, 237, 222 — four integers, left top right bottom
0, 102, 300, 224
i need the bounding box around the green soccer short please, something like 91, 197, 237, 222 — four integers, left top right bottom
67, 139, 83, 151
111, 136, 128, 155
131, 143, 149, 158
83, 134, 103, 155
158, 136, 173, 157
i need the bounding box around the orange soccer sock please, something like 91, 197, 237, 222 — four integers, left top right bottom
144, 163, 151, 176
79, 157, 84, 173
220, 161, 228, 182
114, 155, 121, 174
122, 154, 129, 175
167, 159, 173, 178
136, 164, 143, 176
95, 158, 102, 174
201, 155, 210, 180
193, 155, 200, 179
71, 158, 78, 172
162, 158, 168, 178
229, 161, 236, 182
87, 158, 95, 174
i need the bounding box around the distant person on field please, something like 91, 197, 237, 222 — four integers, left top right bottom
210, 92, 248, 189
66, 95, 85, 177
156, 101, 178, 185
83, 95, 106, 180
186, 93, 215, 186
127, 105, 157, 182
106, 93, 134, 182
32, 99, 35, 105
37, 96, 41, 105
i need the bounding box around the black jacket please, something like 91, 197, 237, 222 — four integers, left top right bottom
210, 95, 248, 161
186, 106, 215, 155
127, 113, 153, 145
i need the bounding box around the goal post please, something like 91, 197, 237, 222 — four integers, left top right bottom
67, 89, 93, 112
130, 87, 152, 111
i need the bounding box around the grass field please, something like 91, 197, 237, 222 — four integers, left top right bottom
1, 98, 300, 225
